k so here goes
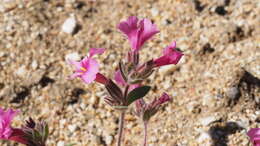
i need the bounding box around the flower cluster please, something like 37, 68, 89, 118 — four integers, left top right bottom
2, 16, 258, 146
0, 108, 48, 146
68, 16, 183, 145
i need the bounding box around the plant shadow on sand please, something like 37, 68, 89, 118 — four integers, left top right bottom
209, 122, 243, 146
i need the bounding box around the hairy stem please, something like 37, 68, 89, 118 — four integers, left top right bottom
124, 85, 130, 102
143, 121, 148, 146
117, 111, 125, 146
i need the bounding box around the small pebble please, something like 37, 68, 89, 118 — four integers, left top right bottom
31, 60, 38, 70
227, 87, 240, 99
105, 135, 113, 145
68, 124, 77, 132
62, 15, 77, 34
65, 52, 80, 61
57, 141, 64, 146
151, 8, 159, 16
197, 132, 211, 143
16, 66, 27, 77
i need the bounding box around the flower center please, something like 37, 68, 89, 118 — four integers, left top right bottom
80, 67, 87, 72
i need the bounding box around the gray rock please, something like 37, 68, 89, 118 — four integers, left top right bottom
227, 86, 240, 100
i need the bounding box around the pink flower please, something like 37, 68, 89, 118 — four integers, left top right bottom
135, 93, 171, 122
68, 48, 108, 84
118, 16, 159, 51
149, 93, 171, 108
247, 128, 260, 146
114, 70, 139, 91
153, 41, 183, 67
0, 108, 27, 144
0, 108, 18, 139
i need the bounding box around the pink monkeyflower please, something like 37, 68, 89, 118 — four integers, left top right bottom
0, 108, 19, 139
0, 108, 27, 144
153, 41, 183, 67
118, 16, 159, 51
68, 48, 108, 84
247, 128, 260, 146
150, 92, 171, 107
135, 93, 171, 122
114, 70, 139, 91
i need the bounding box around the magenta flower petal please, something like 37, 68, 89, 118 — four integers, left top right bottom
89, 48, 106, 57
248, 128, 260, 146
86, 58, 99, 74
150, 93, 171, 109
153, 55, 170, 67
81, 71, 97, 84
118, 16, 139, 51
80, 57, 90, 68
68, 55, 100, 84
118, 16, 138, 38
118, 16, 159, 51
0, 108, 19, 139
163, 41, 177, 55
138, 18, 159, 49
80, 58, 99, 84
168, 50, 183, 64
153, 42, 183, 67
158, 92, 171, 104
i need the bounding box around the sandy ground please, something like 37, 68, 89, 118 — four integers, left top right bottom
0, 0, 259, 145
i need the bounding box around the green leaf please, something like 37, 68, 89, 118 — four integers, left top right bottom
126, 86, 151, 106
43, 124, 49, 141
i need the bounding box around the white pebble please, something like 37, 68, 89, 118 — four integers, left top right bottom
31, 60, 38, 70
151, 8, 159, 16
61, 15, 77, 34
16, 66, 27, 77
59, 119, 66, 126
105, 135, 113, 145
57, 141, 64, 146
197, 132, 211, 143
65, 52, 80, 61
68, 124, 77, 132
0, 52, 5, 57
